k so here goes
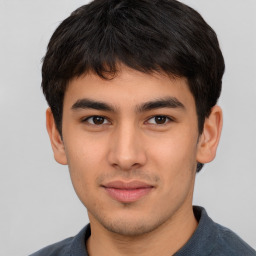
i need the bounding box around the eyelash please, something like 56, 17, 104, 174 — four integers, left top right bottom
82, 115, 110, 125
146, 115, 173, 125
82, 115, 174, 126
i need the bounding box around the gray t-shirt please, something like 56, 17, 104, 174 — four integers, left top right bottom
30, 206, 256, 256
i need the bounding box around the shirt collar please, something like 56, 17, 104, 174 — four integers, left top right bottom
69, 206, 215, 256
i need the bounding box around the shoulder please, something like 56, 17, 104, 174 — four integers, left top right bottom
29, 225, 90, 256
29, 237, 73, 256
177, 206, 256, 256
210, 223, 256, 256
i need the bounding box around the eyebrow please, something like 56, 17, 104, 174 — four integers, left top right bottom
71, 97, 185, 113
136, 97, 185, 112
72, 99, 114, 112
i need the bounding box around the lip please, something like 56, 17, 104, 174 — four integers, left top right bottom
102, 180, 154, 203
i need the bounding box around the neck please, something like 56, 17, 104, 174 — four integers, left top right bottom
86, 205, 198, 256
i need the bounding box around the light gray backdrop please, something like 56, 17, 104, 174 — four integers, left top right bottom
0, 0, 255, 255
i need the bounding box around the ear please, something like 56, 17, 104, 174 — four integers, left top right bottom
46, 108, 67, 165
196, 105, 223, 164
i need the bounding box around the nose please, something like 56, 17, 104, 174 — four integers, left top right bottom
107, 122, 147, 171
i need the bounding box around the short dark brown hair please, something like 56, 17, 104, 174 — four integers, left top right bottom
42, 0, 225, 172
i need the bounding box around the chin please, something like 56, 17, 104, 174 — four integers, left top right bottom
95, 214, 166, 237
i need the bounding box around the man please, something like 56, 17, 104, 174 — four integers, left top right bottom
31, 0, 256, 255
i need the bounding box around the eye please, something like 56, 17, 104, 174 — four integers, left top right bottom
147, 115, 172, 125
83, 116, 109, 125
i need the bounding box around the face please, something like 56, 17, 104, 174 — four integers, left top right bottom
52, 67, 207, 236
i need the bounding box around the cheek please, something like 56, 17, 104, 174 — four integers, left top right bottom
149, 128, 197, 166
64, 129, 107, 168
150, 139, 197, 210
63, 133, 107, 197
147, 130, 198, 188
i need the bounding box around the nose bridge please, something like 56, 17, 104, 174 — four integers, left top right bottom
108, 119, 146, 170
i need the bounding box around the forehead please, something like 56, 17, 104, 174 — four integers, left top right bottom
64, 66, 195, 112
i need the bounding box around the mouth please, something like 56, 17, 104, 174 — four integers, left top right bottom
101, 180, 154, 203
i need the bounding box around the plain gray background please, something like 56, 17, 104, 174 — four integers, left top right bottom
0, 0, 255, 255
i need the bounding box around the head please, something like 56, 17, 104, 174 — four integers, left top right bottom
44, 0, 224, 237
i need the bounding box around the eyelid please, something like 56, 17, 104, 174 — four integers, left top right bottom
80, 115, 174, 126
82, 115, 111, 125
146, 115, 174, 125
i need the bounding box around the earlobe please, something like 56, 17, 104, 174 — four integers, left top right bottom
196, 105, 223, 164
46, 108, 68, 165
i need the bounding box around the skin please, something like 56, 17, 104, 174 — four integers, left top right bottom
47, 66, 222, 256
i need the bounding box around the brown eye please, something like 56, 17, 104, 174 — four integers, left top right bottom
85, 116, 108, 125
147, 116, 171, 125
93, 116, 104, 125
155, 116, 167, 124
